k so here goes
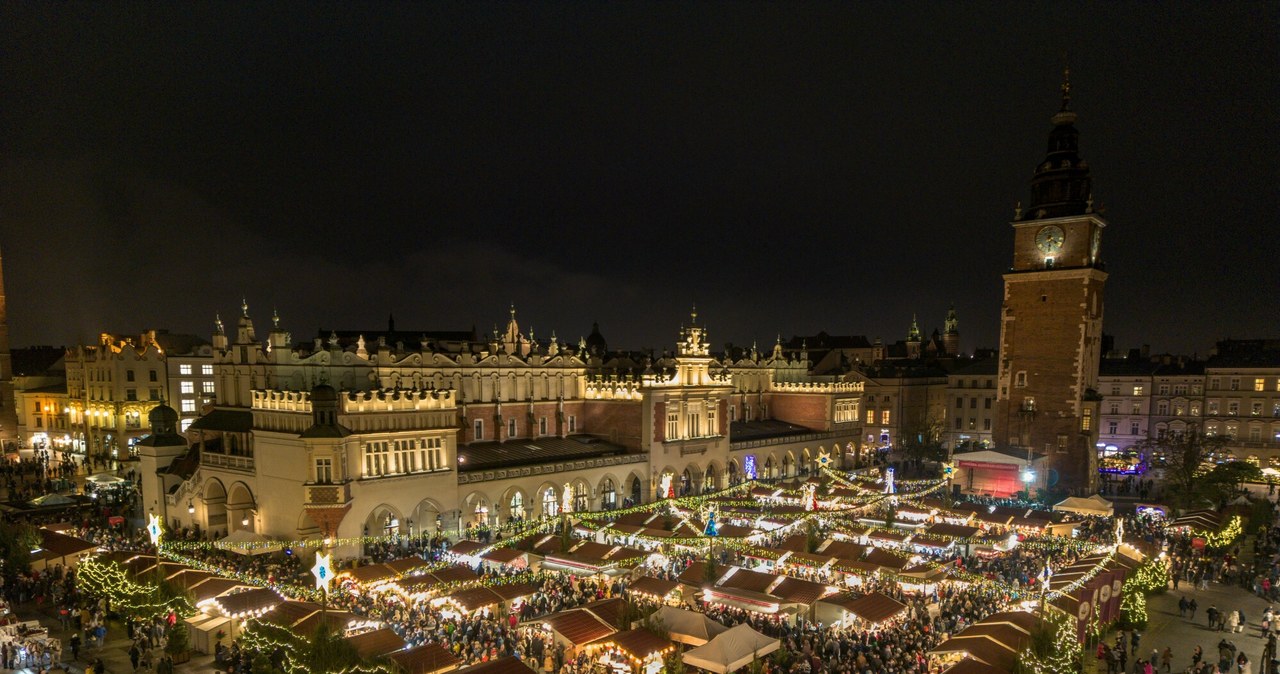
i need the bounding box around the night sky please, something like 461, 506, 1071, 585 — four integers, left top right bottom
2, 3, 1276, 357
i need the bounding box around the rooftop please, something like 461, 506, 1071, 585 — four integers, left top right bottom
458, 435, 631, 472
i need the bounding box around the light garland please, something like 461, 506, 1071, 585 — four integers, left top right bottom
1014, 606, 1080, 673
1194, 515, 1243, 548
77, 556, 194, 619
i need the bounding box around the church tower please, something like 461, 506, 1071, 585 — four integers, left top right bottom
993, 70, 1107, 495
942, 305, 960, 356
0, 247, 16, 448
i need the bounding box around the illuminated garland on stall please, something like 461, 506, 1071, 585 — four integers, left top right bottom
1013, 606, 1080, 674
239, 620, 396, 674
1128, 558, 1170, 594
1194, 515, 1243, 548
77, 556, 194, 619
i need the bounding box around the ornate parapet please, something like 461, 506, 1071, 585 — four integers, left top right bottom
342, 388, 456, 412
585, 378, 644, 400
456, 452, 647, 485
771, 381, 864, 393
251, 387, 457, 413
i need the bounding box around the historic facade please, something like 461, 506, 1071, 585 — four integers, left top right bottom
143, 304, 865, 556
992, 74, 1106, 495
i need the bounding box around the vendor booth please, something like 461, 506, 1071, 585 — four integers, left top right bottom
584, 628, 673, 674
1052, 494, 1114, 518
681, 624, 779, 674
627, 576, 681, 606
391, 643, 461, 674
815, 591, 906, 629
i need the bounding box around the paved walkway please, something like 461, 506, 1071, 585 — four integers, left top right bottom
5, 599, 220, 674
1088, 576, 1276, 673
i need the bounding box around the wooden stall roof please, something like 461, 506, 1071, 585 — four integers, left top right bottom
347, 627, 408, 658
122, 555, 160, 577
255, 600, 324, 628
613, 511, 660, 527
294, 609, 356, 635
489, 582, 537, 602
448, 540, 486, 557
432, 566, 480, 584
718, 568, 776, 594
769, 577, 831, 606
587, 628, 671, 660
930, 635, 1019, 673
454, 656, 536, 674
38, 530, 97, 558
773, 534, 810, 553
386, 556, 433, 575
172, 570, 218, 591
391, 643, 461, 674
343, 563, 397, 585
909, 534, 955, 549
677, 561, 716, 586
818, 540, 868, 559
828, 591, 907, 623
863, 549, 910, 569
442, 586, 503, 612
480, 547, 526, 564
713, 524, 754, 538
925, 523, 983, 539
628, 576, 680, 600
190, 578, 250, 604
542, 608, 617, 646
868, 529, 911, 543
581, 598, 626, 629
211, 587, 283, 617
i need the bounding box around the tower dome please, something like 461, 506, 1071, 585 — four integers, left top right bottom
148, 404, 179, 436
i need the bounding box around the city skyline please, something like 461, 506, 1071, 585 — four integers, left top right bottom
2, 4, 1276, 354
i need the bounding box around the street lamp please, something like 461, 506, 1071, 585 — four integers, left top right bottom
187, 501, 195, 515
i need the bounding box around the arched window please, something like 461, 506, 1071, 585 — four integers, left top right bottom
573, 482, 589, 513
630, 477, 643, 506
472, 498, 489, 524
601, 480, 616, 510
680, 469, 692, 496
764, 457, 775, 479
542, 487, 559, 517
727, 461, 739, 486
782, 454, 792, 478
704, 465, 718, 492
510, 492, 526, 520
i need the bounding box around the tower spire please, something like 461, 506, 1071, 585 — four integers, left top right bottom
1060, 62, 1071, 112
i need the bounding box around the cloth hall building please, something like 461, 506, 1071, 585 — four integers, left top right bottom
139, 306, 866, 555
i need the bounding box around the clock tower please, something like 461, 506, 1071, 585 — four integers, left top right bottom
993, 71, 1107, 495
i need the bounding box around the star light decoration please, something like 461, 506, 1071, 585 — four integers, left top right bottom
147, 513, 163, 547
311, 552, 334, 594
816, 450, 832, 470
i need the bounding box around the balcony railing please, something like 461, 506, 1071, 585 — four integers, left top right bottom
202, 453, 255, 472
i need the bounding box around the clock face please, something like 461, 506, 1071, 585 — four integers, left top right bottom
1090, 228, 1101, 260
1035, 225, 1065, 254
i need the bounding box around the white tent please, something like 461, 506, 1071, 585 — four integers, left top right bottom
86, 473, 126, 485
681, 624, 779, 673
651, 605, 729, 646
216, 529, 282, 556
1052, 494, 1114, 517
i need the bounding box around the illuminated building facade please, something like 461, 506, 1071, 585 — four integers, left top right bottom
149, 305, 864, 555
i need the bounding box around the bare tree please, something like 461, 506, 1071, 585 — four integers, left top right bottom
1135, 427, 1228, 507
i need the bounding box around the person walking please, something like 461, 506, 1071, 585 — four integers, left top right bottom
1190, 598, 1200, 621
1181, 596, 1190, 617
1160, 646, 1172, 673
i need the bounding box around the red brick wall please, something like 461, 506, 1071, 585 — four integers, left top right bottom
767, 393, 831, 431
583, 399, 643, 449
719, 399, 728, 435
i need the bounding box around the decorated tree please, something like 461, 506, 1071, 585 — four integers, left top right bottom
1013, 608, 1080, 674
1135, 429, 1227, 507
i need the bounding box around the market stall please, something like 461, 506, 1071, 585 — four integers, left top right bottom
584, 628, 673, 674
391, 643, 461, 674
681, 624, 779, 674
815, 591, 906, 629
627, 576, 681, 606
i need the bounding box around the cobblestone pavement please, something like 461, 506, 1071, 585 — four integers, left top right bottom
1086, 576, 1276, 673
